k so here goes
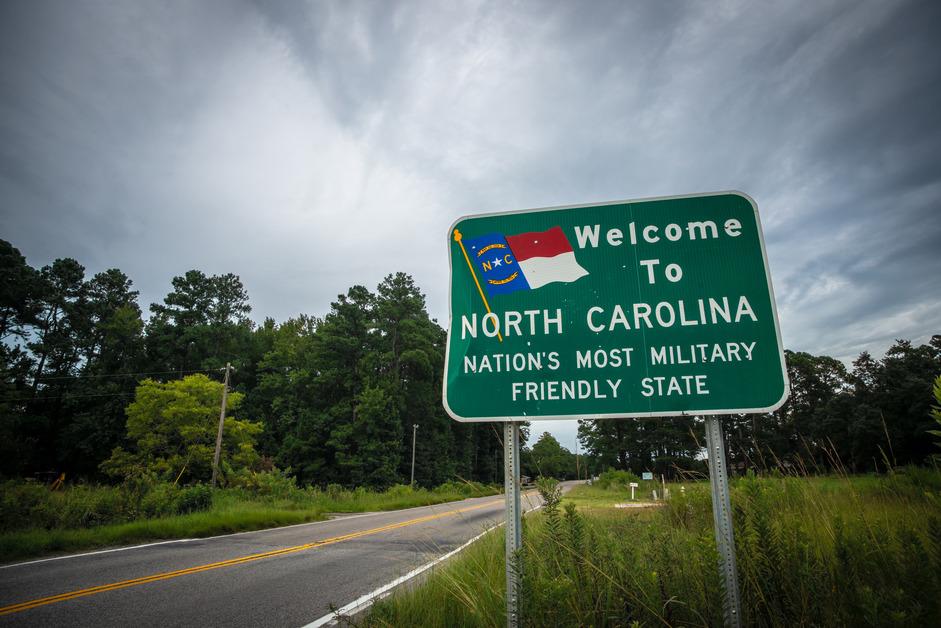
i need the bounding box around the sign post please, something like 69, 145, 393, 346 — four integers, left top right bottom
503, 422, 521, 628
705, 416, 742, 627
443, 192, 788, 627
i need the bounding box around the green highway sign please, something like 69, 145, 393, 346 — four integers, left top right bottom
443, 191, 789, 422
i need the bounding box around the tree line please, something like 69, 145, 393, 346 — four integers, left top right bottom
2, 238, 938, 487
0, 239, 506, 487
578, 338, 941, 478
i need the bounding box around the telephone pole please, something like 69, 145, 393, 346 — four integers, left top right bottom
575, 439, 580, 481
410, 424, 419, 485
211, 362, 231, 488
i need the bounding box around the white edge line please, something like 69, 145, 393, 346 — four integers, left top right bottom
0, 539, 197, 570
0, 495, 503, 571
301, 502, 545, 628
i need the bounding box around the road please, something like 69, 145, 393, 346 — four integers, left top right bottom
0, 483, 576, 627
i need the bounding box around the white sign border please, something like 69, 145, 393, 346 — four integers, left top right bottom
442, 190, 790, 423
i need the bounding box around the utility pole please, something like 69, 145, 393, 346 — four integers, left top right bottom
575, 439, 580, 481
211, 362, 231, 488
410, 424, 419, 486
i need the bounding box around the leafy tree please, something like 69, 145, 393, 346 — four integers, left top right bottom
929, 375, 941, 461
101, 374, 261, 484
145, 270, 254, 375
58, 269, 145, 476
0, 239, 41, 343
578, 416, 702, 478
526, 432, 574, 479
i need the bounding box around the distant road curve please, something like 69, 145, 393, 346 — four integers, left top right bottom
0, 482, 579, 627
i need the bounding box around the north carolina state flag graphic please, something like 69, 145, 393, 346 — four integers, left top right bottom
463, 226, 589, 296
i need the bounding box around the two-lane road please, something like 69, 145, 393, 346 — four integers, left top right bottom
0, 484, 575, 627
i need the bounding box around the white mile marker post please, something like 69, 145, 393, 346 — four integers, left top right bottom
503, 421, 521, 628
704, 416, 743, 628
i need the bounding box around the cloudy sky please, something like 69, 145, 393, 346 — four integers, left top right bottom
2, 0, 939, 450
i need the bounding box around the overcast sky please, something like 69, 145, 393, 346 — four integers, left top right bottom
2, 0, 939, 450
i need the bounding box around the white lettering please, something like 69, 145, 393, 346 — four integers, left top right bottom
606, 228, 623, 246
574, 224, 600, 248
735, 296, 758, 322
687, 220, 718, 240
640, 259, 660, 284
587, 306, 605, 332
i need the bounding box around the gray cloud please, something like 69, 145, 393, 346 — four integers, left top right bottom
2, 0, 939, 450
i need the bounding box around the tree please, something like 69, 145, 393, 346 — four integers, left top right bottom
578, 417, 702, 478
0, 239, 41, 343
57, 269, 145, 476
929, 375, 941, 461
101, 374, 261, 484
526, 432, 574, 480
146, 270, 254, 375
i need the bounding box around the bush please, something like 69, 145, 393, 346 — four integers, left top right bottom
230, 468, 300, 500
385, 484, 415, 497
594, 469, 641, 489
139, 483, 181, 518
0, 481, 57, 532
176, 484, 213, 514
435, 480, 492, 497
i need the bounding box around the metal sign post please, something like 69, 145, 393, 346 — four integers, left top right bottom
503, 421, 521, 628
705, 416, 742, 628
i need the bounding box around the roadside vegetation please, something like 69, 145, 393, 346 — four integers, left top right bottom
0, 474, 497, 562
365, 468, 941, 627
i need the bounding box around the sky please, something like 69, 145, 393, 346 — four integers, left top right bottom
2, 0, 940, 451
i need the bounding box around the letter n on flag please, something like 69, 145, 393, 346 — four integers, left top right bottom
463, 226, 588, 297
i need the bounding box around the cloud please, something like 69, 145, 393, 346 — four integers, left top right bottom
1, 0, 939, 456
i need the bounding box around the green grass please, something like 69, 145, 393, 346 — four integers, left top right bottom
0, 479, 498, 563
365, 469, 941, 627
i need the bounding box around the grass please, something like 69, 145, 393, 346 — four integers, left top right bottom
364, 468, 941, 627
0, 478, 498, 563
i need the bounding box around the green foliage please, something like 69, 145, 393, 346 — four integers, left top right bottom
0, 475, 500, 561
368, 471, 941, 627
2, 231, 938, 498
525, 433, 575, 480
594, 468, 642, 489
0, 479, 217, 533
101, 374, 262, 484
929, 375, 941, 459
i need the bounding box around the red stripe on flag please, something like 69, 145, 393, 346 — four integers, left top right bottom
506, 226, 573, 262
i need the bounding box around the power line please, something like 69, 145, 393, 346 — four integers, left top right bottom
34, 368, 218, 381
2, 368, 229, 402
0, 391, 139, 402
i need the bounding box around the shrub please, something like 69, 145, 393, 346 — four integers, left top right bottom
595, 469, 641, 489
176, 484, 213, 514
139, 483, 181, 518
0, 481, 58, 532
385, 484, 415, 497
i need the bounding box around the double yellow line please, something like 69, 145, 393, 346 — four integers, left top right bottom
0, 498, 503, 617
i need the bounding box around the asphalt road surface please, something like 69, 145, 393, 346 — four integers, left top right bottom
0, 483, 577, 627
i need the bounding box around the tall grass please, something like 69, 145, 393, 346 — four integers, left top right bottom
366, 468, 941, 627
0, 476, 497, 562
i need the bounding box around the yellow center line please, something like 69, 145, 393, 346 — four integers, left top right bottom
0, 496, 513, 617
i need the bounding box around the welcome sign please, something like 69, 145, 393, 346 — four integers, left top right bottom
443, 191, 789, 422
